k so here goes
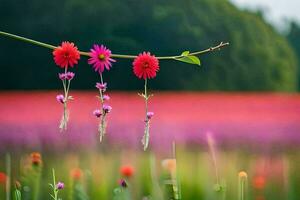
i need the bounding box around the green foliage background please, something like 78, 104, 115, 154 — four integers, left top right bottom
0, 0, 298, 91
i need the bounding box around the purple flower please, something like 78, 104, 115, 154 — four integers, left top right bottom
96, 82, 107, 91
103, 95, 110, 101
58, 73, 67, 80
93, 109, 102, 118
56, 182, 64, 190
66, 72, 75, 80
103, 105, 112, 113
56, 94, 65, 104
147, 112, 154, 120
118, 179, 127, 188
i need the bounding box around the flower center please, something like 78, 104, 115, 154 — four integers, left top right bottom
143, 62, 149, 69
64, 52, 70, 58
98, 54, 106, 61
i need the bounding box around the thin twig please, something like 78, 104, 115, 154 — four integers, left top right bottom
0, 31, 229, 60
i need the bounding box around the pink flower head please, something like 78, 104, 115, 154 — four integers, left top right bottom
133, 52, 159, 79
96, 82, 107, 91
66, 72, 75, 80
56, 94, 65, 104
146, 112, 154, 120
56, 182, 64, 190
59, 73, 67, 80
53, 42, 80, 68
118, 179, 127, 188
88, 44, 116, 73
59, 72, 75, 81
103, 95, 110, 101
93, 109, 102, 118
103, 105, 112, 113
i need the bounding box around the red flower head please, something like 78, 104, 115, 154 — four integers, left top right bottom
70, 168, 83, 180
133, 52, 159, 79
252, 175, 266, 190
30, 152, 42, 166
120, 165, 134, 178
53, 41, 80, 68
0, 172, 6, 185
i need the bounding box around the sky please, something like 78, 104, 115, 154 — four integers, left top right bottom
230, 0, 300, 29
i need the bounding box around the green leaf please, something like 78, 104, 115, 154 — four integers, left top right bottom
175, 55, 201, 66
181, 51, 190, 56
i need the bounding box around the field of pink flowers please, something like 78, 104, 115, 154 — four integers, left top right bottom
0, 91, 300, 200
0, 91, 299, 150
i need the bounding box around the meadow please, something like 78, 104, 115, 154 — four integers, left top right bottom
0, 92, 299, 199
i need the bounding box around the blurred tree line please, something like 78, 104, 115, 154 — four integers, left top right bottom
0, 0, 298, 91
287, 21, 300, 91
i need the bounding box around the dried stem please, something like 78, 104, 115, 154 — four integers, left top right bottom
98, 72, 107, 142
141, 78, 151, 150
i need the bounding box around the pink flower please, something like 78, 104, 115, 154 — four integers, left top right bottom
59, 72, 75, 81
56, 94, 65, 104
147, 112, 154, 120
96, 82, 107, 91
58, 73, 67, 80
66, 72, 75, 80
103, 105, 112, 113
93, 109, 102, 118
56, 182, 64, 190
133, 52, 159, 79
53, 42, 80, 68
88, 44, 116, 73
118, 179, 127, 188
103, 95, 110, 101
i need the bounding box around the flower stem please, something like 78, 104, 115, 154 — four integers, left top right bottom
238, 172, 247, 200
52, 169, 58, 200
142, 78, 150, 150
144, 78, 148, 115
172, 142, 181, 200
98, 72, 106, 142
59, 68, 69, 131
0, 31, 229, 60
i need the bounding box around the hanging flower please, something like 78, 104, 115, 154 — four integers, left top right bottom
57, 71, 75, 132
133, 52, 159, 150
53, 42, 80, 68
96, 82, 107, 91
89, 44, 116, 142
93, 109, 102, 118
146, 112, 154, 120
103, 94, 110, 101
103, 104, 112, 113
53, 42, 79, 132
133, 52, 159, 79
88, 44, 115, 73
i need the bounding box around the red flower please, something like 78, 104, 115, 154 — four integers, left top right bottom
133, 52, 159, 79
0, 172, 6, 185
53, 42, 80, 68
30, 152, 42, 166
70, 168, 83, 180
252, 175, 266, 190
120, 165, 134, 178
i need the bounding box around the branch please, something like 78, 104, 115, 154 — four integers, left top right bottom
0, 31, 229, 60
